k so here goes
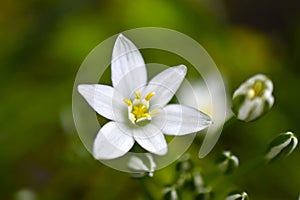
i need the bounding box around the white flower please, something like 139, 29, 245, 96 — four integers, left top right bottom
78, 34, 211, 160
232, 74, 274, 122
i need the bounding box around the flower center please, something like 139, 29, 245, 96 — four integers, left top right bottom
123, 90, 158, 124
248, 80, 265, 99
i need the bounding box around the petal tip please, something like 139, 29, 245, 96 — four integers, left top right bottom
115, 33, 130, 45
117, 33, 125, 40
154, 148, 168, 156
77, 84, 89, 95
176, 65, 187, 75
77, 84, 84, 92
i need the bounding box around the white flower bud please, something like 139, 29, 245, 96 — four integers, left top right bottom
265, 131, 298, 161
218, 150, 239, 174
163, 187, 178, 200
225, 192, 248, 200
128, 153, 156, 177
232, 74, 274, 122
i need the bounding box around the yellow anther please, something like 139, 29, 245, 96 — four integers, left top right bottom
248, 81, 264, 99
123, 98, 132, 106
144, 113, 151, 120
135, 90, 141, 100
248, 89, 255, 99
145, 92, 155, 101
132, 104, 148, 119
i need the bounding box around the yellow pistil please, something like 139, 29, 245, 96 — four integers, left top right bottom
253, 81, 263, 95
123, 90, 159, 124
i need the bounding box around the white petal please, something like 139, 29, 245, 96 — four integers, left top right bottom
237, 98, 263, 122
288, 136, 298, 156
78, 84, 126, 121
225, 194, 242, 200
132, 124, 168, 155
247, 98, 264, 121
93, 122, 134, 160
142, 65, 187, 107
265, 137, 291, 160
111, 34, 147, 97
162, 104, 212, 136
128, 156, 149, 171
231, 155, 239, 166
146, 153, 157, 172
115, 122, 167, 155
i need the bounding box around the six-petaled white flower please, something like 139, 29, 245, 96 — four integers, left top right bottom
78, 34, 211, 160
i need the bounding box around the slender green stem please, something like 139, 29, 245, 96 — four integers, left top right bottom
139, 178, 154, 200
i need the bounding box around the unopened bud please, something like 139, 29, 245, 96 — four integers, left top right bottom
225, 191, 248, 200
128, 153, 156, 177
265, 131, 298, 161
218, 151, 239, 174
163, 187, 178, 200
232, 74, 274, 122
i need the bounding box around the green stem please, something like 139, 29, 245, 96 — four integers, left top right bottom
139, 178, 154, 200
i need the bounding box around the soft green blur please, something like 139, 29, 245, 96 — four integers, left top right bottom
1, 0, 300, 199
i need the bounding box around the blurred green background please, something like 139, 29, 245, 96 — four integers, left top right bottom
1, 0, 300, 199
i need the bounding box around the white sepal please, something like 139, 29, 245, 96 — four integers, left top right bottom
78, 84, 125, 121
142, 65, 187, 107
111, 34, 147, 97
93, 122, 134, 160
162, 104, 212, 136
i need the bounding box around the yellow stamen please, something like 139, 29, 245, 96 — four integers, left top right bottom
248, 81, 264, 99
145, 92, 155, 101
149, 109, 160, 117
123, 98, 132, 106
144, 113, 151, 118
132, 104, 148, 119
248, 89, 255, 99
135, 90, 141, 100
123, 91, 157, 124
